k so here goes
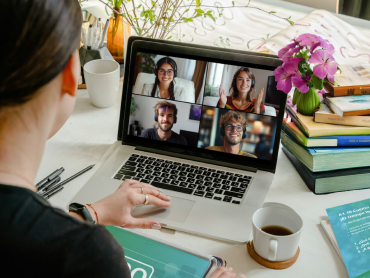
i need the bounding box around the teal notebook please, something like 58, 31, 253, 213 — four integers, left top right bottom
326, 199, 370, 278
106, 226, 224, 278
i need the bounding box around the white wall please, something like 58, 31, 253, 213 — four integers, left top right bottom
130, 95, 200, 134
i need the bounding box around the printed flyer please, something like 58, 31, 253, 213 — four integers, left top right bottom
327, 199, 370, 278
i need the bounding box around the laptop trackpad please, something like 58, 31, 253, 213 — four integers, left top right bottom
132, 196, 195, 223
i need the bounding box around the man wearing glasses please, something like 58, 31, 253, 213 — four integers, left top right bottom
206, 111, 257, 157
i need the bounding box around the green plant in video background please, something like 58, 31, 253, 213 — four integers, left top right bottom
138, 52, 157, 74
130, 96, 139, 116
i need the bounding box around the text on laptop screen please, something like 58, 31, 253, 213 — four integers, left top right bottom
127, 51, 283, 161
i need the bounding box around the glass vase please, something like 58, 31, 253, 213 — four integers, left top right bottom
107, 9, 124, 63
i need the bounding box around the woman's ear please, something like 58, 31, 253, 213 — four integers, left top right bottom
61, 50, 80, 97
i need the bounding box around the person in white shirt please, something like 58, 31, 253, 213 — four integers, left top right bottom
141, 57, 186, 101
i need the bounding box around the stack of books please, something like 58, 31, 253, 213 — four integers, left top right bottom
282, 66, 370, 194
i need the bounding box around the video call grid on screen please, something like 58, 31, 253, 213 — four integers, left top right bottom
125, 48, 283, 163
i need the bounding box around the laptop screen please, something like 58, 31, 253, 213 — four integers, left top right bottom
122, 40, 286, 172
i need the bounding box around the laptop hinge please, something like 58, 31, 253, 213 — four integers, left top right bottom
135, 146, 258, 173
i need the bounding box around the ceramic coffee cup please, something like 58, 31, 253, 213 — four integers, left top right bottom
83, 59, 120, 108
252, 206, 303, 261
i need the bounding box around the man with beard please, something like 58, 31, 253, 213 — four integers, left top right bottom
141, 101, 187, 145
206, 111, 256, 157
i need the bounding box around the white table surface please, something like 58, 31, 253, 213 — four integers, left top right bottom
36, 85, 370, 278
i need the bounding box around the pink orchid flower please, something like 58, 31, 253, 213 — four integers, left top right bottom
278, 41, 299, 59
296, 33, 320, 48
274, 61, 299, 94
292, 74, 311, 93
311, 38, 335, 55
309, 49, 337, 81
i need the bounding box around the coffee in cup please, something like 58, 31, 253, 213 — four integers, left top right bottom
252, 206, 303, 261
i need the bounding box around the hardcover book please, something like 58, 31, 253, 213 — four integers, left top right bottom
286, 105, 370, 137
314, 104, 370, 127
283, 120, 370, 147
281, 130, 370, 172
325, 95, 370, 117
283, 147, 370, 194
324, 64, 370, 97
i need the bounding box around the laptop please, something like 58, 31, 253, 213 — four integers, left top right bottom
73, 37, 287, 243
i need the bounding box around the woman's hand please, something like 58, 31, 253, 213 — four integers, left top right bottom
209, 267, 246, 278
219, 85, 227, 108
89, 179, 171, 229
254, 87, 264, 114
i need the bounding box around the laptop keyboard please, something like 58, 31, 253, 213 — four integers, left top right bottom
113, 154, 253, 205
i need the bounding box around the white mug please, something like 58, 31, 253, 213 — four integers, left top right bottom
83, 59, 120, 108
252, 206, 303, 261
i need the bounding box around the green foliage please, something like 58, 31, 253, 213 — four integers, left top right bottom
311, 74, 323, 90
130, 96, 139, 116
137, 52, 157, 74
81, 0, 293, 39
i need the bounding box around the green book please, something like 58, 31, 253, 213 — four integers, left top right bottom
283, 147, 370, 194
281, 130, 370, 172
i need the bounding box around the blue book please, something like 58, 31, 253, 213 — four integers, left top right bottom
326, 199, 370, 278
281, 130, 370, 172
283, 121, 370, 147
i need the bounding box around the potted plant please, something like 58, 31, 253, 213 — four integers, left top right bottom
274, 33, 339, 116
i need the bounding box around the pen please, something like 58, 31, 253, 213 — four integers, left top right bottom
93, 18, 102, 49
43, 186, 64, 199
40, 165, 95, 197
99, 19, 110, 48
86, 24, 93, 50
37, 176, 61, 195
36, 167, 64, 190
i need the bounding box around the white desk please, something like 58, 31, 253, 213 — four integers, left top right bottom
36, 86, 369, 278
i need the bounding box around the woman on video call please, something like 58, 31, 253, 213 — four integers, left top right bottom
217, 67, 265, 115
0, 1, 244, 278
141, 57, 186, 101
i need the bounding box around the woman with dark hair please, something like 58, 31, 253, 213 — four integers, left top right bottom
0, 1, 245, 278
217, 67, 265, 114
141, 57, 186, 101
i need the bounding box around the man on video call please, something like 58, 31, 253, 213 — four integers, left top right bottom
206, 111, 256, 157
141, 101, 187, 145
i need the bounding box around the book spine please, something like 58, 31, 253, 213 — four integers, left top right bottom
336, 136, 370, 147
282, 147, 317, 194
329, 86, 370, 97
314, 113, 370, 127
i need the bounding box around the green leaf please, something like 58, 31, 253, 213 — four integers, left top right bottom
195, 9, 204, 13
288, 20, 294, 26
232, 1, 235, 6
138, 4, 142, 8
207, 10, 212, 14
311, 74, 323, 90
270, 11, 276, 13
196, 0, 201, 7
167, 36, 172, 39
206, 13, 216, 22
